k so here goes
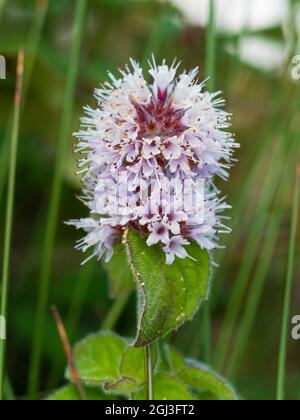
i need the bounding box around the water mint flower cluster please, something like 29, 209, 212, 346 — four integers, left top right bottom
69, 59, 238, 265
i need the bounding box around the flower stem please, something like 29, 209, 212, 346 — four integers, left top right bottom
276, 162, 299, 401
144, 344, 154, 400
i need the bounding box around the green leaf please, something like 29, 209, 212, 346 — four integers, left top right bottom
121, 347, 145, 386
60, 330, 239, 400
105, 242, 135, 298
105, 346, 145, 395
164, 345, 186, 374
157, 346, 238, 400
67, 332, 128, 387
125, 229, 211, 347
47, 384, 114, 401
133, 373, 194, 400
178, 364, 238, 401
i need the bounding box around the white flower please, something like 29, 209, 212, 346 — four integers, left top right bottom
69, 58, 238, 264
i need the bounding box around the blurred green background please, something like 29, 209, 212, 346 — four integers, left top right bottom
0, 0, 299, 400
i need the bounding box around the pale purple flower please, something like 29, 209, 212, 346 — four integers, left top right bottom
147, 223, 170, 246
69, 58, 238, 265
163, 236, 191, 265
161, 136, 182, 160
142, 137, 161, 158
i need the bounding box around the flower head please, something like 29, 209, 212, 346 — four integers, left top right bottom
69, 58, 238, 264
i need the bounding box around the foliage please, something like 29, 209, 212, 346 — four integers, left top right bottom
50, 332, 238, 401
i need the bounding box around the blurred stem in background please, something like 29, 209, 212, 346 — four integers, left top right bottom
286, 0, 298, 61
206, 0, 216, 92
226, 109, 300, 381
4, 377, 15, 401
65, 264, 96, 342
101, 292, 131, 331
214, 83, 291, 297
28, 0, 87, 399
202, 0, 216, 365
47, 263, 95, 389
0, 0, 5, 23
214, 93, 300, 372
141, 2, 176, 70
277, 160, 299, 400
0, 48, 24, 400
0, 0, 49, 213
23, 0, 49, 100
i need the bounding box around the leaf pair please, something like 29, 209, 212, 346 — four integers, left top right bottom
48, 332, 238, 400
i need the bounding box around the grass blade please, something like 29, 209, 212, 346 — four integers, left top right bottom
141, 2, 179, 70
0, 0, 49, 210
0, 48, 24, 400
205, 0, 216, 91
101, 293, 131, 331
23, 0, 49, 101
276, 161, 300, 400
202, 0, 216, 364
27, 0, 87, 399
0, 0, 5, 23
4, 377, 15, 401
